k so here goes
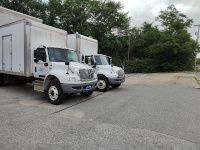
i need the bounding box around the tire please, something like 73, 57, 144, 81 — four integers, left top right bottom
96, 76, 109, 92
0, 74, 4, 85
80, 91, 93, 96
111, 84, 121, 88
16, 80, 27, 85
46, 81, 65, 105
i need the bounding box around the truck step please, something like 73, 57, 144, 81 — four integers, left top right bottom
33, 80, 44, 92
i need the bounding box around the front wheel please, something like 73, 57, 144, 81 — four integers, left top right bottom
111, 84, 121, 88
80, 91, 93, 96
46, 81, 65, 105
96, 77, 109, 92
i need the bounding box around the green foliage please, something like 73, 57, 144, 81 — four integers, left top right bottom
156, 5, 193, 32
60, 0, 91, 34
60, 0, 130, 61
127, 5, 197, 73
196, 58, 200, 64
124, 59, 156, 73
47, 0, 62, 28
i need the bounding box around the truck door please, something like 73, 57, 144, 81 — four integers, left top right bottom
2, 35, 12, 72
33, 47, 49, 79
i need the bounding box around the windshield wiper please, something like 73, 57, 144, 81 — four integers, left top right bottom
55, 59, 67, 62
68, 59, 76, 62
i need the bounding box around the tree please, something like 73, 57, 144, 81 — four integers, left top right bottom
88, 0, 130, 57
60, 0, 91, 34
127, 5, 197, 72
60, 0, 130, 63
47, 0, 63, 28
154, 5, 196, 71
156, 5, 193, 33
132, 22, 161, 59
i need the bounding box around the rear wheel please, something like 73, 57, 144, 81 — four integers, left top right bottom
0, 74, 4, 85
46, 81, 65, 105
80, 91, 93, 96
111, 84, 121, 88
96, 76, 109, 92
16, 80, 27, 85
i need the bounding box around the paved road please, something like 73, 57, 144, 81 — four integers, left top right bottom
1, 76, 200, 149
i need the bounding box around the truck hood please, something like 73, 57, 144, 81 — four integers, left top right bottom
97, 65, 123, 72
112, 66, 123, 71
50, 62, 93, 72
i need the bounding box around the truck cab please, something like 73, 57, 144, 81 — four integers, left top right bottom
83, 54, 125, 92
33, 46, 97, 104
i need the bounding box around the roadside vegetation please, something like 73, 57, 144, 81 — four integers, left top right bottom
1, 0, 198, 73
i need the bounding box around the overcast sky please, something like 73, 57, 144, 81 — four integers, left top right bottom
115, 0, 200, 40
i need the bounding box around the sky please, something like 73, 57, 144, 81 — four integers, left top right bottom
115, 0, 200, 41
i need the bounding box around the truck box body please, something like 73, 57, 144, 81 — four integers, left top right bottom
0, 6, 42, 26
0, 19, 67, 77
67, 33, 98, 61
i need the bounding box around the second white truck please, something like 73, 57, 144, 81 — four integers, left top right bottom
67, 33, 125, 92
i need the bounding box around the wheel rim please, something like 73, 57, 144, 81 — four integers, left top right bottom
97, 80, 106, 89
48, 86, 58, 101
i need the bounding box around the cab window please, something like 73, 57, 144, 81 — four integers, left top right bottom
85, 56, 94, 65
37, 48, 46, 62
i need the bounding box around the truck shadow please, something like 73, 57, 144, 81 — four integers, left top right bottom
1, 83, 124, 112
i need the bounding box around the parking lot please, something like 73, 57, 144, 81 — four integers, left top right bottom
1, 72, 200, 150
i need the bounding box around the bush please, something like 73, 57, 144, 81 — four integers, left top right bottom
196, 58, 200, 65
124, 58, 156, 73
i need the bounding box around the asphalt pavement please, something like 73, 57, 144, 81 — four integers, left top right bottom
1, 74, 200, 149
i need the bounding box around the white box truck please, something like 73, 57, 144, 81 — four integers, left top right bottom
67, 33, 125, 92
0, 7, 97, 104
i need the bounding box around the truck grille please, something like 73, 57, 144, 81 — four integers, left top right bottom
79, 69, 94, 81
118, 70, 124, 77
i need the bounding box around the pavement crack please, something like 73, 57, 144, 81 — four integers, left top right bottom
52, 92, 103, 114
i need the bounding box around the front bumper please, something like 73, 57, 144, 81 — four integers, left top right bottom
108, 76, 125, 84
60, 81, 97, 93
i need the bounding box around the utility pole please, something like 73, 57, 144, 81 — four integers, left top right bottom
194, 24, 200, 70
128, 35, 131, 60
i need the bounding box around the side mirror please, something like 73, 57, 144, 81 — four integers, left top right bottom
88, 57, 91, 65
34, 50, 38, 59
34, 50, 38, 63
82, 55, 84, 63
65, 61, 70, 65
34, 59, 38, 63
92, 62, 97, 68
110, 58, 113, 65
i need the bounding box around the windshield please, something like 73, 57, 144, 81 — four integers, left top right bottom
48, 48, 78, 62
94, 55, 110, 65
